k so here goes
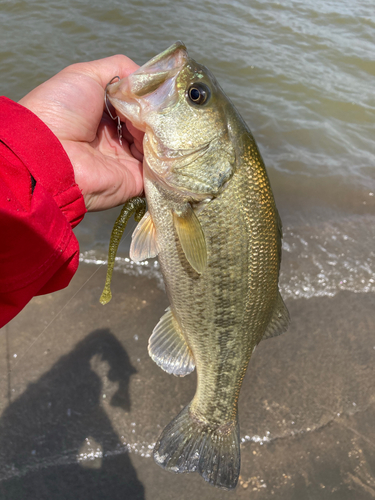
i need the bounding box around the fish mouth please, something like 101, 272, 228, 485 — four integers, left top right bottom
106, 41, 188, 127
128, 41, 188, 97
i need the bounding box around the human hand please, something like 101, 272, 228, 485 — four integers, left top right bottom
19, 55, 144, 211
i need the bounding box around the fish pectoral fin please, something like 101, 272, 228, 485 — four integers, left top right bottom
130, 211, 159, 262
262, 292, 290, 340
148, 307, 195, 377
172, 204, 207, 274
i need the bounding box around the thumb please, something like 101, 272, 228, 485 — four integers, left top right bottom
66, 54, 140, 90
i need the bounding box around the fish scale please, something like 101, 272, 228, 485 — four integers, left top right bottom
106, 41, 289, 489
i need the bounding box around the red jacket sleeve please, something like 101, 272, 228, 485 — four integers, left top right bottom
0, 96, 87, 327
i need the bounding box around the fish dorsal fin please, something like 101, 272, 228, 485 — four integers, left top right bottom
172, 204, 207, 274
148, 307, 195, 377
262, 292, 290, 340
130, 211, 158, 262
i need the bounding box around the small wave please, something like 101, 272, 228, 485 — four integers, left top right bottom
80, 214, 375, 301
280, 214, 375, 299
79, 250, 165, 291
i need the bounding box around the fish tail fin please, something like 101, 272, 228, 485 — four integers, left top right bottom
153, 404, 240, 490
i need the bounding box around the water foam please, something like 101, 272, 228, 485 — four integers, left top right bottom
80, 214, 375, 301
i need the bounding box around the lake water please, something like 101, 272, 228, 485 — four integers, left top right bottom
1, 0, 374, 300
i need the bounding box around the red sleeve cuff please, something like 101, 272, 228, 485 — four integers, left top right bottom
0, 96, 86, 227
0, 97, 87, 327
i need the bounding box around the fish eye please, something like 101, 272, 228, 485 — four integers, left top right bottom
187, 83, 211, 105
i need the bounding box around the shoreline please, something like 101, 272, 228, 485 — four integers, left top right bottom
1, 262, 374, 498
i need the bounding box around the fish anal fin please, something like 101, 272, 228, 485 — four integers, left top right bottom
154, 404, 240, 490
262, 292, 290, 340
130, 211, 158, 262
148, 307, 195, 377
173, 204, 207, 274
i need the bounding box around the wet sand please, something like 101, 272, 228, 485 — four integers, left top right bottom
1, 262, 374, 499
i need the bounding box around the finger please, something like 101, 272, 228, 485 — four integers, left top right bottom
98, 114, 132, 157
133, 136, 144, 156
101, 113, 143, 161
115, 116, 144, 154
130, 143, 144, 163
122, 122, 135, 144
66, 55, 140, 91
125, 120, 144, 150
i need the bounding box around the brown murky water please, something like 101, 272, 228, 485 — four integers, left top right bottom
2, 0, 374, 296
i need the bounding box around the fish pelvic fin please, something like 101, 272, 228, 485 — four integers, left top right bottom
130, 211, 159, 262
262, 292, 290, 340
153, 404, 240, 490
148, 308, 195, 376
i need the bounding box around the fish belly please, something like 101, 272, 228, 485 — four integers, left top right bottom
146, 151, 280, 489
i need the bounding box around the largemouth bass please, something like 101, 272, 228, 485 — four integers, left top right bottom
106, 42, 289, 490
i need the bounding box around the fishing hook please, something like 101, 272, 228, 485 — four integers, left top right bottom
105, 76, 123, 146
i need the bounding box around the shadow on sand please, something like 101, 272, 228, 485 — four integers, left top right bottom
0, 329, 144, 500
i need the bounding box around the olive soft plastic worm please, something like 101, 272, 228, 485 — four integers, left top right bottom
100, 197, 147, 305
